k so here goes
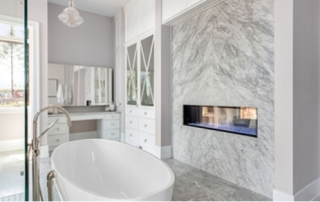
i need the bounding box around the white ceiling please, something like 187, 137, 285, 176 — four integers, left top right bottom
47, 0, 131, 17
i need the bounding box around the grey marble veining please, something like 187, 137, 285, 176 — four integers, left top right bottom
171, 0, 274, 198
165, 159, 270, 201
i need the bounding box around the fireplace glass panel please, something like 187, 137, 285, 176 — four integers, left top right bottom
183, 105, 258, 137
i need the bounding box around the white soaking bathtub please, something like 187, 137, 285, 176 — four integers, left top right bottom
51, 139, 175, 201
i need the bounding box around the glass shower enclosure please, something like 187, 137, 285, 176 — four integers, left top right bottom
0, 0, 28, 200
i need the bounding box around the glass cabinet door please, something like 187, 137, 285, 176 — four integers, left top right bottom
140, 35, 154, 107
126, 43, 138, 105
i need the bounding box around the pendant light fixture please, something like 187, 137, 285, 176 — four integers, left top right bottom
58, 0, 84, 28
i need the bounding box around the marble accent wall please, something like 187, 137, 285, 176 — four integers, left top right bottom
171, 0, 274, 197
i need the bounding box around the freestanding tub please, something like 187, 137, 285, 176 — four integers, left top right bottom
51, 139, 175, 201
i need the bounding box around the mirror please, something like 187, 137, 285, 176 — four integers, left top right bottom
140, 35, 154, 107
126, 43, 138, 105
48, 63, 113, 106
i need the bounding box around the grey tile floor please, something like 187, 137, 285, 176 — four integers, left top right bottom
0, 150, 60, 201
0, 150, 270, 201
164, 159, 271, 201
0, 150, 24, 199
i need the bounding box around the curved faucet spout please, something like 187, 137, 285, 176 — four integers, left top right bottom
33, 105, 72, 129
32, 105, 72, 151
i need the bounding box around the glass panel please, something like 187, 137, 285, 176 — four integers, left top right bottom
140, 35, 154, 107
0, 0, 27, 201
126, 43, 138, 105
183, 105, 258, 137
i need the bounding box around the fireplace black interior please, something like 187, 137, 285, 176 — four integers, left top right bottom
183, 105, 258, 137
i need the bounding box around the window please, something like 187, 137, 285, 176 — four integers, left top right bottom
0, 21, 26, 108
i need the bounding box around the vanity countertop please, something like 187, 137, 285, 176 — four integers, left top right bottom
48, 111, 121, 117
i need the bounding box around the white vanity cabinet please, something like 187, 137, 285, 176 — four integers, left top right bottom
48, 112, 121, 152
47, 117, 69, 152
97, 113, 121, 141
125, 0, 156, 42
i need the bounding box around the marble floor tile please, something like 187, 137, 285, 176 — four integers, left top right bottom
164, 159, 271, 201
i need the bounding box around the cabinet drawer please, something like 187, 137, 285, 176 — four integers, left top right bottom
104, 120, 120, 129
139, 109, 155, 119
126, 116, 139, 130
125, 128, 139, 146
48, 117, 66, 125
48, 124, 68, 135
126, 108, 139, 116
105, 114, 120, 120
105, 129, 120, 139
48, 135, 67, 147
139, 132, 155, 148
139, 118, 155, 135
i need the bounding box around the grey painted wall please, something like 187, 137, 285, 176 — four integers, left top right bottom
274, 0, 320, 199
171, 0, 274, 197
48, 3, 114, 67
47, 3, 115, 134
292, 0, 320, 195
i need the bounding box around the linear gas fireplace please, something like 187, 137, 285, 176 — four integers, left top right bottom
183, 105, 258, 137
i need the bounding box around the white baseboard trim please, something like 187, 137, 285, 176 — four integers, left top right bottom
273, 177, 320, 201
70, 131, 98, 141
0, 138, 31, 152
161, 145, 172, 160
39, 145, 49, 158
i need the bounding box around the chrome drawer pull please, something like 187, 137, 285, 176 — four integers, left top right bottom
130, 134, 132, 137
111, 123, 114, 126
111, 133, 114, 136
56, 139, 60, 142
144, 139, 147, 143
144, 124, 147, 128
130, 110, 132, 113
144, 112, 147, 115
130, 121, 132, 124
56, 128, 60, 131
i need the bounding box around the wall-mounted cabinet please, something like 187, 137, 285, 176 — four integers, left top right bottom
162, 0, 225, 26
125, 34, 157, 155
124, 0, 172, 159
126, 34, 155, 107
125, 0, 155, 42
162, 0, 186, 22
